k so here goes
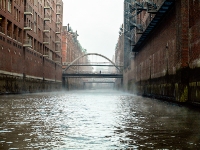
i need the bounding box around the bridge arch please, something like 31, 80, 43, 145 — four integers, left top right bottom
63, 53, 121, 72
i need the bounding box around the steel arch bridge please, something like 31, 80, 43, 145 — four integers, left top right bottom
62, 53, 123, 89
63, 53, 122, 73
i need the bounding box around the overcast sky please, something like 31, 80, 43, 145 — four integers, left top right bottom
63, 0, 124, 61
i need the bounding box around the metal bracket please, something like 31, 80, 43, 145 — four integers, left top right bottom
145, 0, 158, 13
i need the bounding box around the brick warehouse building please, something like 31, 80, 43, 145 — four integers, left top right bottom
62, 25, 92, 90
0, 0, 63, 93
123, 0, 200, 104
115, 24, 124, 89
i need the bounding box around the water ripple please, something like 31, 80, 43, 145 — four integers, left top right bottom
1, 90, 200, 149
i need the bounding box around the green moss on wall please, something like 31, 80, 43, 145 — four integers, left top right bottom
180, 86, 188, 102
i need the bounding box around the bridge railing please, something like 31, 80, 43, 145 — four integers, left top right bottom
64, 71, 118, 74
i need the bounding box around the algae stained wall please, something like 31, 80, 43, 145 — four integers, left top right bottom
124, 0, 200, 103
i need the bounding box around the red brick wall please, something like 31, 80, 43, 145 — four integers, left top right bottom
43, 59, 56, 80
11, 46, 24, 74
133, 8, 177, 82
43, 59, 62, 81
55, 64, 62, 81
176, 0, 189, 68
62, 33, 67, 63
0, 37, 24, 73
24, 49, 43, 77
124, 0, 200, 103
189, 0, 200, 67
0, 40, 62, 81
0, 0, 63, 94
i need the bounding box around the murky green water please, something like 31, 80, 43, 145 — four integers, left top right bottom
0, 90, 200, 149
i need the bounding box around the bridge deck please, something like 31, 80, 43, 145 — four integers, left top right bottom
83, 81, 115, 83
62, 73, 123, 78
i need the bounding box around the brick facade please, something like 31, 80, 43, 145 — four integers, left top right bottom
62, 25, 90, 90
0, 0, 63, 93
124, 0, 200, 104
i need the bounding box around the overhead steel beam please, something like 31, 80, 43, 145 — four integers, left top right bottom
66, 64, 123, 67
83, 81, 115, 83
62, 73, 123, 78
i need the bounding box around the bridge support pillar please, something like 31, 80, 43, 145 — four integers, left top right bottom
83, 83, 85, 89
62, 77, 69, 90
62, 77, 66, 89
66, 78, 69, 90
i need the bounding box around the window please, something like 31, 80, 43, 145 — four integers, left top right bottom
13, 25, 17, 40
0, 0, 2, 9
0, 15, 5, 34
14, 7, 17, 20
38, 29, 41, 38
0, 0, 6, 10
18, 11, 20, 22
18, 28, 22, 43
27, 34, 33, 45
34, 12, 37, 32
8, 0, 12, 13
7, 20, 12, 37
34, 12, 37, 21
3, 0, 5, 10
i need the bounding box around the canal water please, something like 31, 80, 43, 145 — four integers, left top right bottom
0, 90, 200, 149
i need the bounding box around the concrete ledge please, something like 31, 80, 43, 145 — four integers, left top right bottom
0, 70, 23, 77
0, 71, 62, 94
0, 70, 62, 83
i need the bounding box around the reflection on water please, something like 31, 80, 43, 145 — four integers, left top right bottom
0, 90, 200, 149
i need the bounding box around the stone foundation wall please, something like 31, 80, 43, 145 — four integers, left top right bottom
0, 72, 62, 94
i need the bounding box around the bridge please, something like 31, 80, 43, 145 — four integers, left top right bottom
83, 81, 114, 84
62, 72, 123, 78
62, 53, 123, 89
62, 62, 123, 67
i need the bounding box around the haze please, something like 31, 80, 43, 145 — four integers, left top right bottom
63, 0, 124, 60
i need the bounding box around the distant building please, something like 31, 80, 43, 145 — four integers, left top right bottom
62, 24, 91, 89
114, 24, 124, 89
0, 0, 63, 93
62, 25, 87, 68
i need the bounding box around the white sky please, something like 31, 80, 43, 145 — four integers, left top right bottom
62, 0, 124, 61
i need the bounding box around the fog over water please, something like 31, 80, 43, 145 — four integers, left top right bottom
0, 90, 200, 149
